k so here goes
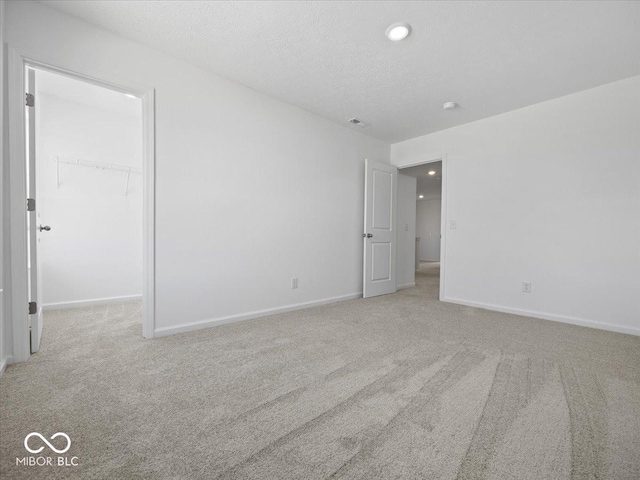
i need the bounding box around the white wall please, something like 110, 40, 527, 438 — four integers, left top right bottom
396, 174, 416, 288
392, 75, 640, 335
2, 1, 390, 346
37, 92, 143, 307
416, 198, 441, 262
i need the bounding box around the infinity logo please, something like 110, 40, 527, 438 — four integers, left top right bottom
24, 432, 71, 454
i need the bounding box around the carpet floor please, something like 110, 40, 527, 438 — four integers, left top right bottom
1, 263, 640, 479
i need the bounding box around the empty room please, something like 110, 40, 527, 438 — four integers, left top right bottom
1, 1, 639, 479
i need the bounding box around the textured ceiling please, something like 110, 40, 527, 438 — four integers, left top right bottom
41, 1, 640, 143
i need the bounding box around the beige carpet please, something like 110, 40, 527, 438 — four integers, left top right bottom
1, 263, 640, 479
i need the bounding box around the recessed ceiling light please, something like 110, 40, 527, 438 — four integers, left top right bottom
124, 93, 136, 99
443, 101, 457, 110
428, 170, 436, 175
386, 22, 411, 41
418, 195, 424, 199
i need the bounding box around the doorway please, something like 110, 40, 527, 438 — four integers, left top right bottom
8, 47, 156, 363
396, 158, 445, 300
28, 68, 144, 352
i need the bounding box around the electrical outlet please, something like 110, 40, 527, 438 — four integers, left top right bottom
291, 278, 298, 289
405, 223, 409, 232
522, 281, 531, 293
450, 220, 457, 230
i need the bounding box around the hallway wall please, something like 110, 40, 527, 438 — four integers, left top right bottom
396, 174, 417, 288
416, 198, 441, 261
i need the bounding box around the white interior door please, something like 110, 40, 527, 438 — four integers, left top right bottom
27, 68, 43, 353
363, 159, 397, 298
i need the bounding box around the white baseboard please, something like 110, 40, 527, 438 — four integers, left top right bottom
397, 283, 415, 290
42, 295, 142, 311
154, 292, 363, 338
443, 296, 640, 336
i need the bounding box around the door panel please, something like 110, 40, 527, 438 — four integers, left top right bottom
371, 243, 391, 281
372, 170, 392, 229
27, 68, 42, 353
363, 159, 397, 298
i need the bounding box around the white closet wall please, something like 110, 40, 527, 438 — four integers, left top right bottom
37, 91, 143, 307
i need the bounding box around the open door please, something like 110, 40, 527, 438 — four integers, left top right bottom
363, 159, 397, 298
26, 68, 43, 353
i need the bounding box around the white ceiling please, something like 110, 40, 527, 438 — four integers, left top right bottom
400, 162, 442, 200
42, 1, 640, 143
36, 68, 141, 118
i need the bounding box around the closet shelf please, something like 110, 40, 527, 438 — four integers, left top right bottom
54, 155, 142, 194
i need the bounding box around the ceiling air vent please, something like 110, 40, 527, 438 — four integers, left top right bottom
348, 118, 368, 127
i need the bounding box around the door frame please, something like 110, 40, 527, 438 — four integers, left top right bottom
7, 44, 156, 363
397, 154, 448, 301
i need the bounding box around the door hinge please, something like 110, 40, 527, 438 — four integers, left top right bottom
27, 198, 35, 211
29, 302, 37, 315
26, 93, 35, 107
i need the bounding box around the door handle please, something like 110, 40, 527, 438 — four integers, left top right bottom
39, 225, 51, 232
362, 233, 373, 238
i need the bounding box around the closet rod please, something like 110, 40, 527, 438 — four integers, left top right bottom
54, 155, 142, 194
54, 156, 142, 174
